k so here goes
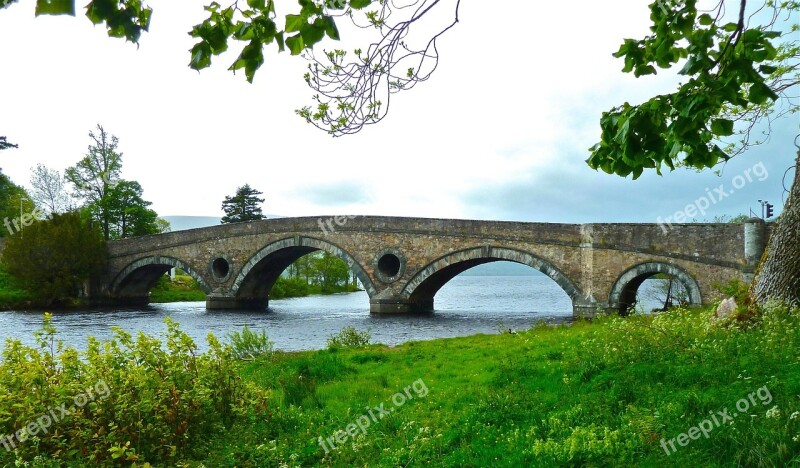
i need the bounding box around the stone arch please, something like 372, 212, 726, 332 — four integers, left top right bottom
110, 256, 211, 299
609, 261, 702, 313
400, 246, 582, 311
230, 236, 376, 302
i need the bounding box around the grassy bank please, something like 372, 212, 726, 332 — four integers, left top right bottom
207, 305, 799, 467
1, 305, 797, 466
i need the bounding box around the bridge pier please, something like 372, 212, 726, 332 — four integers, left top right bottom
206, 295, 268, 310
370, 298, 434, 314
572, 300, 602, 319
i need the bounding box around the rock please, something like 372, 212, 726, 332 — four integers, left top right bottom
714, 297, 738, 322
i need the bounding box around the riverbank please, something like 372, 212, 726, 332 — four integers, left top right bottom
0, 271, 362, 310
149, 274, 362, 303
2, 304, 796, 466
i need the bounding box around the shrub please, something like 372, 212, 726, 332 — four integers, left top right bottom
326, 326, 371, 350
0, 314, 267, 466
227, 326, 274, 360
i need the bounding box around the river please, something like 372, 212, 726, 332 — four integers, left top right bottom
0, 275, 668, 352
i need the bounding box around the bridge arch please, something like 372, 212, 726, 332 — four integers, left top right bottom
609, 261, 702, 313
399, 246, 581, 312
230, 236, 376, 304
110, 256, 212, 301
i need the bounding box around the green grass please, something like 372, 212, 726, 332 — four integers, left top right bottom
149, 274, 207, 302
197, 304, 800, 467
0, 263, 38, 309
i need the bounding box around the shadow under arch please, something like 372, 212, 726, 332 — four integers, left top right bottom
230, 236, 376, 304
609, 261, 702, 313
110, 256, 212, 302
399, 246, 582, 312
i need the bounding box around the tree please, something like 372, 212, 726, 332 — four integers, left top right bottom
0, 173, 35, 237
65, 124, 123, 239
220, 184, 265, 224
311, 251, 350, 292
0, 136, 17, 151
103, 180, 160, 239
1, 211, 106, 306
3, 1, 461, 135
588, 0, 799, 307
29, 163, 72, 215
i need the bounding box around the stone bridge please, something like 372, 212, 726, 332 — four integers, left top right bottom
94, 216, 770, 316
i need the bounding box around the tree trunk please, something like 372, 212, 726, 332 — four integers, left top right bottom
750, 148, 800, 307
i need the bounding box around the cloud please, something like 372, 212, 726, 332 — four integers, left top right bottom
291, 181, 372, 206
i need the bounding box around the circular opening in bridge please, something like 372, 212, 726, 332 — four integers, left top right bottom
211, 257, 230, 280
378, 253, 401, 278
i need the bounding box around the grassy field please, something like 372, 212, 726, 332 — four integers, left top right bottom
199, 305, 800, 467
0, 304, 797, 466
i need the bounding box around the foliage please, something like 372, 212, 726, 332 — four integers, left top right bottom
7, 1, 460, 135
0, 314, 268, 465
717, 278, 751, 304
220, 183, 265, 224
29, 163, 72, 216
149, 273, 206, 302
0, 136, 17, 151
65, 124, 123, 239
326, 325, 371, 349
198, 303, 800, 466
102, 180, 160, 238
0, 172, 34, 237
227, 326, 274, 361
0, 211, 106, 305
269, 276, 310, 299
0, 263, 36, 308
588, 0, 798, 177
65, 126, 160, 239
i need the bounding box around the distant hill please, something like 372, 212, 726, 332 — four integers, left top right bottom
162, 216, 221, 231
162, 215, 286, 231
460, 262, 544, 276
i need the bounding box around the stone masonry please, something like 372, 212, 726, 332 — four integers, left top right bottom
96, 216, 768, 317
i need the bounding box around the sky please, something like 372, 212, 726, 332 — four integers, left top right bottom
0, 0, 797, 224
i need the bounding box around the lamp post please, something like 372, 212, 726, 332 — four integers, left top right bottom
20, 197, 27, 239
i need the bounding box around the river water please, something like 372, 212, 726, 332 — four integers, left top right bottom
0, 275, 666, 353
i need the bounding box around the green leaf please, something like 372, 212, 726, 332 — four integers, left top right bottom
247, 0, 264, 9
320, 15, 339, 40
285, 13, 305, 33
349, 0, 371, 8
748, 81, 778, 105
710, 118, 734, 136
36, 0, 75, 16
286, 34, 304, 55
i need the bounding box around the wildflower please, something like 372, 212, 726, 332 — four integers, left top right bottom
790, 411, 799, 420
765, 406, 780, 419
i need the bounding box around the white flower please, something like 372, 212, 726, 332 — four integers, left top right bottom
765, 406, 780, 419
790, 411, 799, 420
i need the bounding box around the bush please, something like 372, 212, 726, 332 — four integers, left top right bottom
326, 326, 371, 350
227, 326, 274, 360
270, 276, 310, 299
0, 314, 267, 466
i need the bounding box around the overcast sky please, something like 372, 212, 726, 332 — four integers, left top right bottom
0, 1, 797, 223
